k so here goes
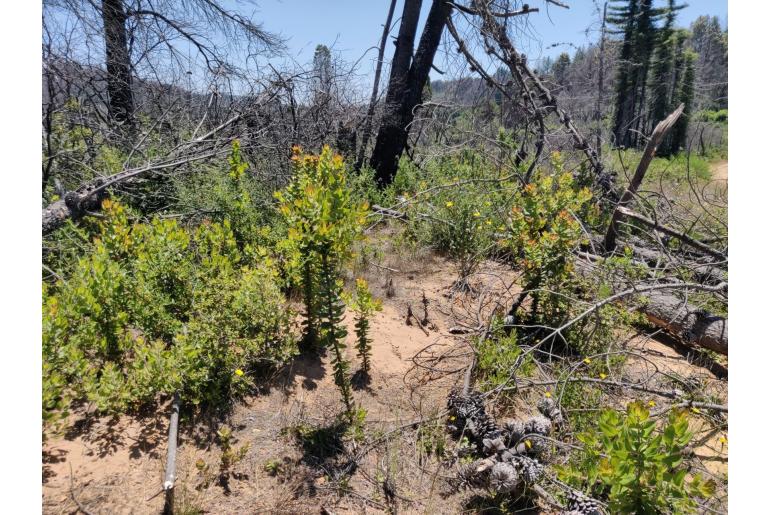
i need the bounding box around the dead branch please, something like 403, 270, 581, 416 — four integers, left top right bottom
614, 206, 727, 260
41, 112, 245, 234
604, 104, 685, 252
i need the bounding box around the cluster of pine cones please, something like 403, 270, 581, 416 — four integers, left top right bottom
447, 388, 601, 514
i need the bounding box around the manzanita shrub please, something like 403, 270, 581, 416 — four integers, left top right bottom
558, 401, 715, 514
42, 200, 297, 428
276, 145, 368, 421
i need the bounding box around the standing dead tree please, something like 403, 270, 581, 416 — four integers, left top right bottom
604, 103, 684, 252
369, 0, 453, 186
102, 0, 134, 126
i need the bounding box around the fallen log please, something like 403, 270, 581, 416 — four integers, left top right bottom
642, 290, 727, 355
42, 183, 108, 235
42, 113, 244, 235
574, 257, 727, 355
622, 240, 727, 286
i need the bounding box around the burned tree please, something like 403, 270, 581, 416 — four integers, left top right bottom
102, 0, 134, 126
369, 0, 453, 186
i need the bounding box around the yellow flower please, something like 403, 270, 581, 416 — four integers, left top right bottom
583, 358, 591, 364
473, 211, 481, 217
648, 400, 656, 408
485, 220, 492, 225
235, 369, 244, 376
545, 391, 552, 398
445, 201, 454, 208
719, 436, 727, 445
691, 407, 701, 414
599, 373, 607, 379
450, 415, 456, 421
524, 439, 532, 449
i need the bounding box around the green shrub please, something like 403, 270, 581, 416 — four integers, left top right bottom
475, 330, 532, 392
503, 159, 595, 327
697, 109, 728, 124
395, 154, 509, 286
42, 200, 297, 426
557, 401, 715, 513
276, 146, 368, 420
173, 140, 281, 257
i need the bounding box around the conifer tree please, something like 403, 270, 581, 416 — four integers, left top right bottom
610, 0, 670, 148
647, 0, 684, 155
670, 50, 696, 153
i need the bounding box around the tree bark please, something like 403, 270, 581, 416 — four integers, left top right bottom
355, 0, 398, 171
370, 0, 451, 187
102, 0, 134, 126
643, 291, 727, 355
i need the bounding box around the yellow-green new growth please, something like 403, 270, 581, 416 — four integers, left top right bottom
276, 146, 367, 420
348, 278, 382, 374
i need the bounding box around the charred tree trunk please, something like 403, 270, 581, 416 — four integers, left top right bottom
355, 0, 398, 171
102, 0, 134, 127
369, 0, 423, 186
574, 257, 727, 355
370, 0, 451, 187
643, 291, 727, 355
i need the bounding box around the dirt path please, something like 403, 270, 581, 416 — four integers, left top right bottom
711, 159, 728, 182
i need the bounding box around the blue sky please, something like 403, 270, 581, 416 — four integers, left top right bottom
240, 0, 727, 79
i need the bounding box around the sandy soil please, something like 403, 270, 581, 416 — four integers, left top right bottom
711, 159, 728, 182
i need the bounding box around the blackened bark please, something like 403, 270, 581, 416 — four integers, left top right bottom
369, 0, 423, 185
370, 0, 451, 187
385, 0, 423, 105
102, 0, 134, 126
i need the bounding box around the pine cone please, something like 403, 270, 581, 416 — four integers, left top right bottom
490, 462, 520, 493
524, 415, 553, 436
537, 397, 564, 425
511, 455, 544, 484
503, 419, 526, 444
564, 490, 601, 515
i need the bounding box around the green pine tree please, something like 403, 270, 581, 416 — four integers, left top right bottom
670, 50, 697, 153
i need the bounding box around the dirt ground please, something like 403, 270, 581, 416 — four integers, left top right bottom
43, 238, 728, 514
711, 159, 728, 182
